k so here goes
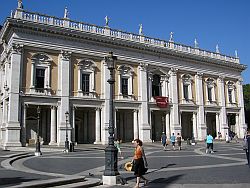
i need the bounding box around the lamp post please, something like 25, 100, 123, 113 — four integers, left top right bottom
65, 111, 69, 152
35, 106, 42, 156
103, 52, 119, 184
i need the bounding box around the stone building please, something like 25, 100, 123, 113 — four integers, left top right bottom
0, 2, 247, 148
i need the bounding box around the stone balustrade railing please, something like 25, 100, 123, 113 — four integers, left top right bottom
14, 9, 239, 64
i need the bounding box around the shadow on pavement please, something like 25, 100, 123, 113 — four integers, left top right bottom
0, 177, 38, 186
150, 174, 184, 184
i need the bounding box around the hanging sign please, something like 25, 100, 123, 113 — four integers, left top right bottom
154, 96, 168, 108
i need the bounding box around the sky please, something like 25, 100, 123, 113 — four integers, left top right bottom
0, 0, 249, 83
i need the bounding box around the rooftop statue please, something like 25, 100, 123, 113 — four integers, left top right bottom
169, 32, 174, 42
194, 38, 199, 48
139, 24, 143, 35
216, 44, 220, 53
64, 7, 69, 19
105, 16, 110, 27
18, 0, 23, 9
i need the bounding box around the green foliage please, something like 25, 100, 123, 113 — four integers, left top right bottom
243, 84, 250, 110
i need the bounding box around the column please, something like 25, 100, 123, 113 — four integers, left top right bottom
133, 109, 139, 139
192, 112, 197, 139
5, 43, 23, 147
179, 111, 182, 134
30, 61, 35, 89
215, 113, 220, 138
21, 104, 27, 146
49, 106, 57, 145
169, 68, 180, 134
101, 59, 110, 144
218, 76, 228, 138
148, 73, 153, 101
72, 106, 76, 143
195, 72, 206, 140
237, 79, 247, 138
165, 112, 170, 138
58, 50, 71, 145
114, 109, 117, 138
138, 63, 151, 142
94, 107, 101, 144
235, 114, 240, 137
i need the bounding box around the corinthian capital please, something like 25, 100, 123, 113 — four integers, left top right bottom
61, 50, 72, 60
11, 43, 23, 54
139, 63, 148, 71
169, 68, 178, 76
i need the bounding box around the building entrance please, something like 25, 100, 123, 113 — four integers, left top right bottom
151, 111, 165, 142
181, 112, 193, 140
75, 108, 95, 144
116, 110, 133, 142
206, 113, 216, 138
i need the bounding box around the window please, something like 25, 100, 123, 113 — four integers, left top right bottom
152, 74, 161, 97
207, 86, 212, 102
35, 68, 45, 89
30, 53, 52, 95
183, 84, 189, 100
117, 65, 134, 99
181, 74, 193, 102
121, 78, 128, 96
77, 59, 97, 97
205, 78, 216, 103
82, 74, 90, 93
228, 89, 232, 103
227, 81, 236, 104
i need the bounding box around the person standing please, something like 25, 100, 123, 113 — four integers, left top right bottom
176, 133, 182, 150
114, 138, 123, 159
170, 133, 176, 150
225, 133, 230, 143
206, 133, 214, 154
133, 139, 149, 188
161, 132, 167, 150
244, 131, 250, 167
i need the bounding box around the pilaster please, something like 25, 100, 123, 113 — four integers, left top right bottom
195, 72, 206, 140
58, 50, 71, 145
218, 76, 228, 138
237, 79, 247, 138
138, 63, 151, 142
169, 68, 180, 133
4, 43, 23, 147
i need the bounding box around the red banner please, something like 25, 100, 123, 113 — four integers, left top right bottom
154, 96, 168, 108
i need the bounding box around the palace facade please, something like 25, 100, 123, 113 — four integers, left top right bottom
0, 3, 247, 147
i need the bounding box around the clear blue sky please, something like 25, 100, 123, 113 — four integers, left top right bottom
1, 0, 249, 83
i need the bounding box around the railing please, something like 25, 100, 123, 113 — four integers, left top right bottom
15, 9, 239, 64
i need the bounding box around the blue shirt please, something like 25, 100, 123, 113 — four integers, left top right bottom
206, 135, 213, 144
170, 135, 176, 143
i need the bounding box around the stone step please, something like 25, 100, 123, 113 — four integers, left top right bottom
51, 178, 101, 188
8, 176, 89, 188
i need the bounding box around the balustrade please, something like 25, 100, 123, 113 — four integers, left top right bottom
17, 9, 239, 64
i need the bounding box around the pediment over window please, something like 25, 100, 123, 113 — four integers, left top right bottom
77, 59, 97, 71
226, 81, 236, 91
31, 53, 52, 64
182, 74, 193, 84
117, 65, 134, 76
206, 78, 216, 87
150, 68, 169, 76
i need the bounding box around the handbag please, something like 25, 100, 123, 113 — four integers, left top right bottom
243, 138, 248, 150
124, 161, 135, 171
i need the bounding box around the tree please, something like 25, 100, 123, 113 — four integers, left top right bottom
243, 84, 250, 127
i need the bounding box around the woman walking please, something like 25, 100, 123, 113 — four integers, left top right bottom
133, 139, 149, 188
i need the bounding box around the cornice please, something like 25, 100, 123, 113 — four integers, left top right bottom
3, 18, 247, 72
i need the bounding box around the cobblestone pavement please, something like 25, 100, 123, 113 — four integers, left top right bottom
0, 141, 250, 187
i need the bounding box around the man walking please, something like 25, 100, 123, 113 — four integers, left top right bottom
206, 133, 214, 154
170, 133, 176, 150
161, 132, 167, 150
